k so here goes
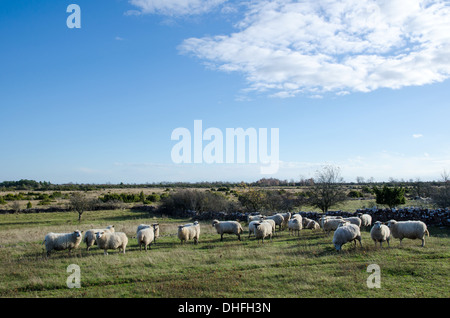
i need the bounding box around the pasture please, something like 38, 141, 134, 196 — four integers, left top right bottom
0, 209, 449, 298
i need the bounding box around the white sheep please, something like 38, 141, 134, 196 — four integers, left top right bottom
323, 218, 348, 234
95, 231, 128, 255
265, 214, 284, 231
262, 219, 276, 236
358, 213, 372, 227
137, 223, 160, 244
288, 218, 302, 236
332, 224, 362, 251
342, 217, 362, 228
319, 215, 342, 228
386, 220, 429, 247
84, 225, 115, 251
248, 220, 260, 238
370, 221, 390, 248
280, 212, 291, 229
43, 230, 83, 257
136, 227, 155, 251
305, 219, 320, 230
254, 221, 273, 243
212, 219, 244, 241
291, 213, 302, 223
177, 221, 200, 245
247, 214, 264, 222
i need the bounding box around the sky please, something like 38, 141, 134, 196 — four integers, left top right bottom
0, 0, 449, 184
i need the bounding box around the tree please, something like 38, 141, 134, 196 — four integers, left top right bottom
69, 192, 92, 221
308, 165, 347, 213
430, 170, 450, 209
372, 185, 406, 209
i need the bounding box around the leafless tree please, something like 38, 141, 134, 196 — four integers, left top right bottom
308, 165, 347, 213
68, 192, 92, 221
431, 170, 450, 208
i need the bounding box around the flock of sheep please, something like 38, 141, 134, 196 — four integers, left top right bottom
42, 212, 430, 257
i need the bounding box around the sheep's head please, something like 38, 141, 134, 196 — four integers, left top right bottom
96, 231, 105, 239
212, 220, 219, 227
386, 220, 397, 228
373, 221, 383, 229
74, 230, 82, 237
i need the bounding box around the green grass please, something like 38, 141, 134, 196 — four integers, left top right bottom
0, 209, 449, 298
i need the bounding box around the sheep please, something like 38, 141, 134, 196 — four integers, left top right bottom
247, 214, 264, 222
386, 220, 429, 247
291, 213, 302, 223
319, 215, 342, 228
137, 223, 160, 244
177, 221, 200, 245
262, 219, 276, 236
305, 219, 320, 230
84, 225, 115, 251
280, 212, 291, 230
323, 218, 348, 234
332, 224, 362, 251
358, 213, 372, 228
43, 230, 83, 257
370, 221, 390, 248
136, 227, 155, 251
212, 219, 243, 241
248, 220, 260, 238
288, 218, 302, 236
342, 217, 362, 228
95, 231, 128, 255
254, 221, 273, 243
265, 214, 284, 231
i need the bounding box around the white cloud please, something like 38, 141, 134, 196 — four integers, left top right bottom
179, 0, 450, 97
413, 133, 424, 138
129, 0, 227, 16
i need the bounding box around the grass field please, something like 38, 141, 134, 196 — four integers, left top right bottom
0, 209, 449, 298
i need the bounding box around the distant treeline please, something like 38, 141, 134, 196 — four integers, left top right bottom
0, 178, 447, 192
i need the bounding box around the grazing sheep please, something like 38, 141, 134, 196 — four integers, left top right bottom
305, 219, 320, 230
136, 227, 155, 251
280, 212, 291, 230
358, 213, 372, 228
95, 231, 128, 255
291, 214, 302, 223
386, 220, 429, 247
342, 217, 362, 228
332, 224, 362, 251
319, 215, 342, 228
254, 221, 273, 243
137, 223, 160, 244
43, 230, 83, 257
323, 218, 348, 234
177, 221, 200, 245
248, 214, 264, 222
265, 214, 285, 231
212, 219, 243, 241
288, 218, 302, 236
370, 221, 390, 248
84, 225, 115, 251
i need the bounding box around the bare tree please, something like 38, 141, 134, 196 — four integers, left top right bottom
431, 170, 450, 209
69, 192, 92, 221
308, 165, 347, 213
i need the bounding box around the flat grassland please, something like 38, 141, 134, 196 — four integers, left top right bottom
0, 209, 448, 298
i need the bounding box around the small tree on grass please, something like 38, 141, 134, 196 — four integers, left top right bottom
308, 165, 347, 213
69, 192, 92, 221
372, 185, 406, 209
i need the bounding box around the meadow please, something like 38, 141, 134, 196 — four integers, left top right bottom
0, 208, 449, 298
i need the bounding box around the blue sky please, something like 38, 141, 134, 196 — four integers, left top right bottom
1, 0, 449, 184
